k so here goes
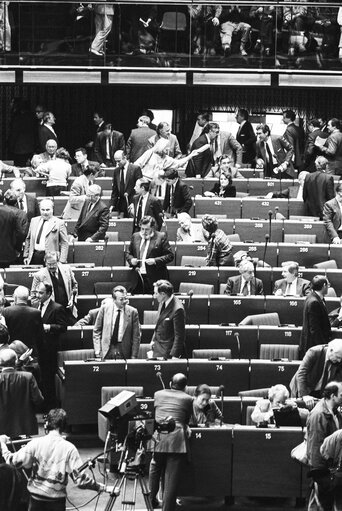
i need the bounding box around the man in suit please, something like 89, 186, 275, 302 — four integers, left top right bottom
329, 296, 342, 328
151, 280, 185, 359
10, 178, 40, 222
126, 215, 174, 294
36, 282, 67, 409
224, 260, 264, 295
86, 110, 106, 157
62, 167, 96, 220
0, 191, 27, 267
0, 348, 43, 437
38, 112, 58, 152
303, 156, 335, 220
235, 109, 256, 165
316, 118, 342, 175
300, 275, 331, 357
255, 123, 295, 179
282, 109, 305, 170
71, 147, 100, 177
303, 118, 329, 173
186, 122, 219, 178
188, 111, 209, 149
31, 251, 78, 324
24, 198, 69, 265
147, 122, 182, 159
131, 178, 163, 233
94, 122, 125, 167
161, 169, 193, 218
93, 285, 141, 359
323, 182, 342, 244
3, 190, 29, 261
149, 372, 193, 510
273, 261, 310, 297
36, 139, 58, 164
126, 115, 156, 163
2, 286, 44, 358
218, 130, 243, 167
110, 150, 142, 217
73, 184, 109, 241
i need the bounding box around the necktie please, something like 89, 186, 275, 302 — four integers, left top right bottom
36, 219, 46, 245
19, 199, 24, 210
285, 282, 292, 296
87, 202, 93, 215
321, 361, 332, 391
169, 185, 174, 213
140, 239, 147, 261
160, 302, 166, 314
242, 281, 249, 296
111, 309, 121, 345
136, 197, 143, 226
265, 142, 273, 163
120, 168, 125, 195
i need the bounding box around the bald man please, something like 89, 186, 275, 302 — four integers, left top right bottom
73, 185, 109, 241
110, 150, 142, 218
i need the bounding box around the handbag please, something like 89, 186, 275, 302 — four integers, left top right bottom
291, 439, 308, 465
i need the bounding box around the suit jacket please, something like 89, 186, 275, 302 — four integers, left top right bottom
187, 133, 213, 178
303, 129, 328, 172
94, 130, 125, 165
2, 304, 44, 356
283, 123, 304, 169
0, 205, 27, 264
126, 126, 156, 163
0, 368, 43, 437
152, 296, 185, 358
71, 160, 100, 177
111, 163, 142, 213
224, 275, 264, 295
273, 277, 310, 297
62, 174, 91, 220
31, 264, 78, 306
38, 124, 58, 152
303, 171, 335, 220
236, 121, 256, 165
7, 205, 29, 250
147, 133, 182, 159
24, 215, 69, 264
163, 179, 193, 216
132, 193, 163, 232
14, 193, 40, 224
126, 231, 174, 284
74, 199, 109, 241
210, 183, 236, 198
321, 130, 342, 174
256, 135, 295, 178
299, 291, 332, 356
219, 131, 243, 166
41, 299, 68, 343
323, 197, 342, 243
93, 302, 141, 359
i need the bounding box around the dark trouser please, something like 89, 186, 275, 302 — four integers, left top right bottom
46, 186, 67, 197
149, 452, 186, 511
105, 343, 124, 359
308, 471, 342, 511
40, 340, 58, 410
30, 250, 45, 265
29, 495, 66, 511
134, 273, 154, 295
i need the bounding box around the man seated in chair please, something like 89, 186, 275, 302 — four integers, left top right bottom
273, 261, 311, 297
224, 259, 264, 295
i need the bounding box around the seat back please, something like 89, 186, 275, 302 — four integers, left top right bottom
283, 234, 317, 244
246, 405, 255, 426
105, 232, 119, 242
181, 256, 207, 267
192, 349, 232, 359
239, 312, 280, 326
313, 259, 338, 269
143, 310, 159, 324
161, 12, 187, 31
227, 233, 241, 242
259, 344, 299, 361
238, 388, 269, 398
94, 282, 114, 295
327, 287, 337, 297
57, 348, 95, 367
186, 385, 220, 396
179, 282, 214, 295
219, 283, 226, 294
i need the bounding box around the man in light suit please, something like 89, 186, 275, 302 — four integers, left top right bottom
303, 156, 335, 220
236, 109, 256, 165
94, 123, 125, 167
323, 182, 342, 244
255, 123, 295, 179
24, 198, 69, 265
151, 279, 185, 359
31, 251, 78, 324
224, 259, 264, 296
110, 150, 142, 217
126, 115, 156, 163
186, 122, 219, 178
73, 184, 109, 241
147, 122, 182, 159
89, 1, 114, 56
273, 261, 310, 297
218, 130, 243, 167
316, 118, 342, 175
62, 167, 96, 220
10, 178, 40, 223
93, 285, 141, 359
126, 216, 174, 294
131, 178, 163, 233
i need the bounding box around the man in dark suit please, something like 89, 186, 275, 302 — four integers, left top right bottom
126, 115, 156, 163
323, 182, 342, 244
224, 260, 264, 295
149, 372, 193, 510
299, 275, 331, 357
93, 285, 141, 359
151, 280, 185, 359
273, 261, 310, 297
186, 122, 219, 178
2, 286, 44, 358
73, 184, 109, 242
316, 118, 342, 175
71, 147, 100, 177
132, 178, 163, 233
38, 112, 58, 152
236, 108, 256, 165
85, 110, 106, 158
126, 216, 174, 294
10, 178, 40, 223
255, 123, 295, 179
3, 190, 29, 259
94, 122, 125, 167
0, 348, 43, 437
161, 169, 193, 217
303, 156, 335, 220
303, 118, 329, 173
282, 109, 305, 170
36, 282, 67, 409
110, 150, 142, 217
0, 192, 27, 267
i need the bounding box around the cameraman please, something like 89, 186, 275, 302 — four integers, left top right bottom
149, 373, 193, 510
0, 408, 100, 511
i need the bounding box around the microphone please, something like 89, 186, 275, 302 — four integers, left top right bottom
234, 332, 241, 359
262, 234, 269, 268
156, 371, 165, 389
218, 385, 225, 426
124, 192, 129, 213
187, 289, 194, 325
268, 210, 272, 242
159, 211, 167, 231
252, 258, 258, 296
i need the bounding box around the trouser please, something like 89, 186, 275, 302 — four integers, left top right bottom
46, 185, 67, 196
29, 495, 66, 511
0, 2, 11, 51
105, 343, 124, 359
91, 13, 113, 52
30, 250, 45, 265
220, 21, 251, 49
149, 453, 186, 511
308, 473, 342, 511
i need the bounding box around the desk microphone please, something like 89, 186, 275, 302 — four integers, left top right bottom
263, 234, 269, 268
234, 332, 241, 359
156, 371, 165, 390
187, 289, 194, 325
218, 385, 225, 426
268, 210, 272, 242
